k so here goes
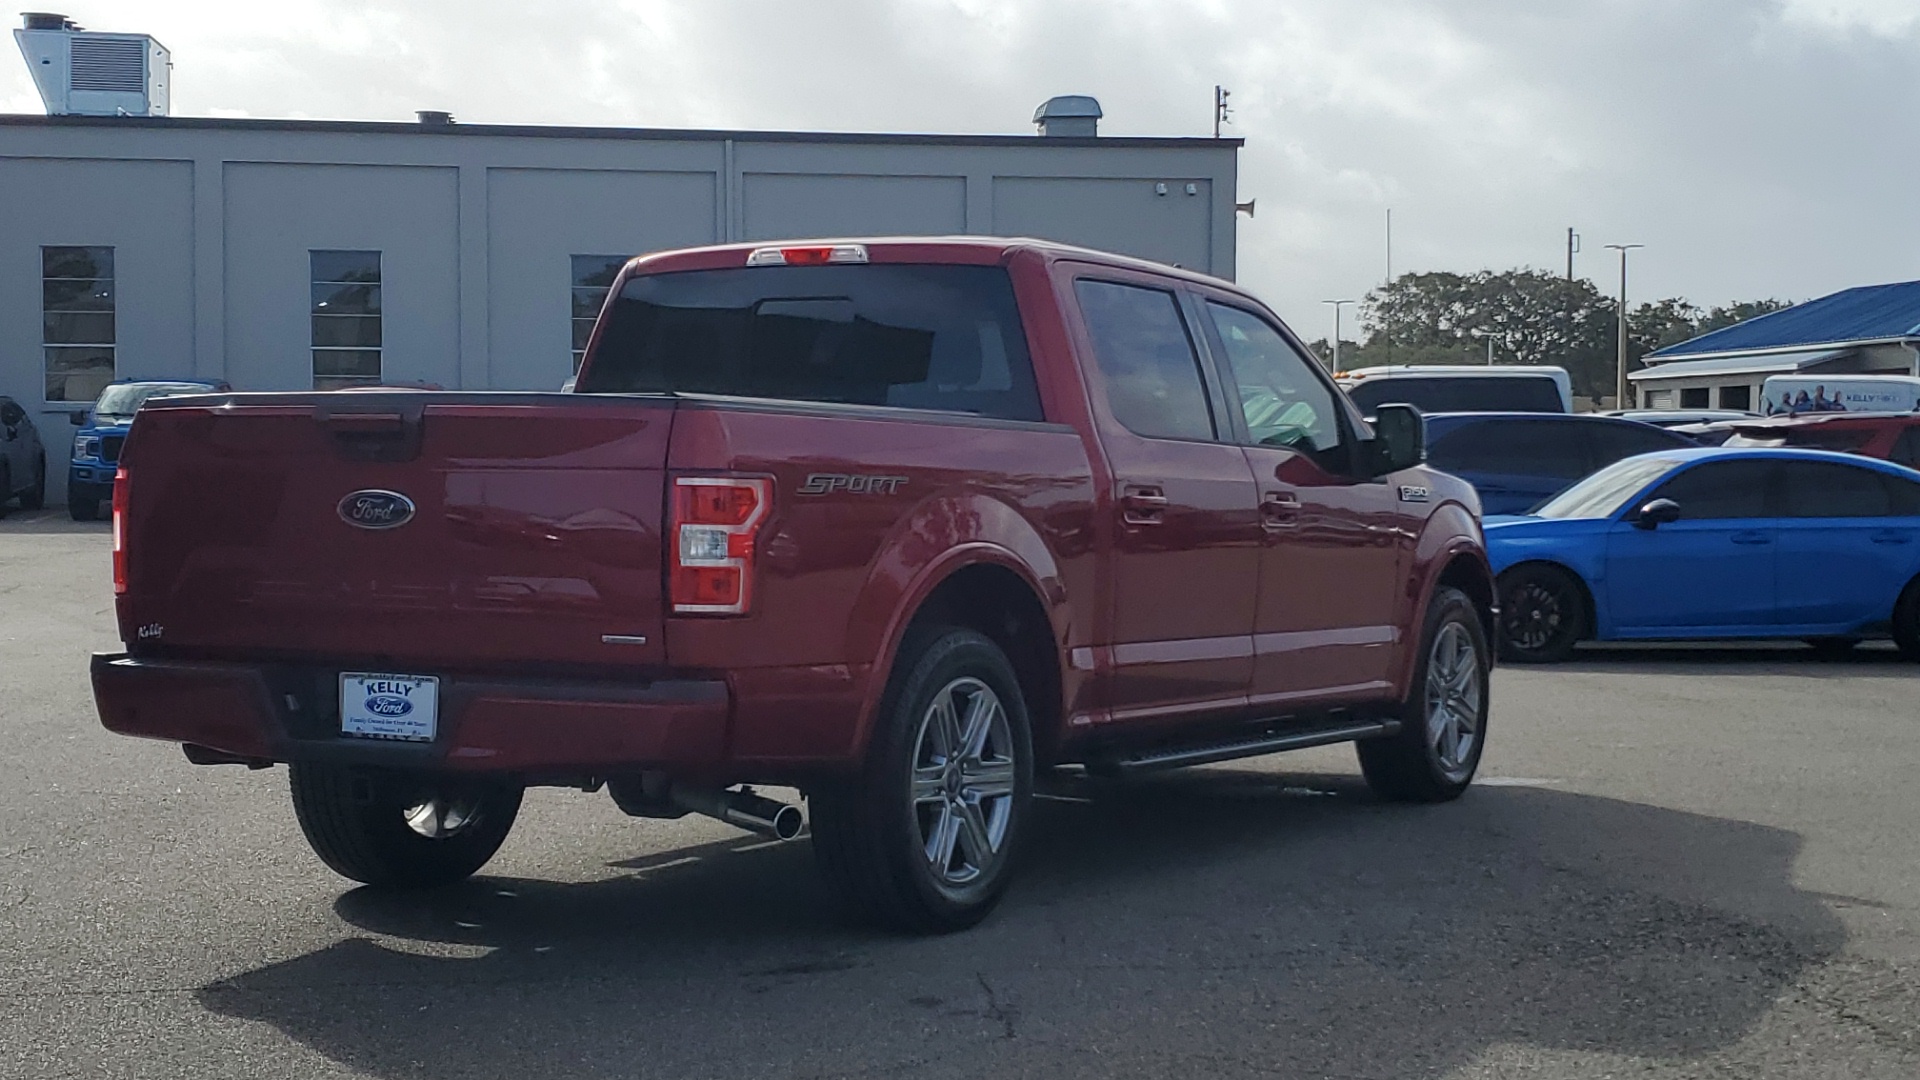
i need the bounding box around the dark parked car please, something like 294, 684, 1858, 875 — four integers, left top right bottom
1, 395, 48, 515
1423, 412, 1696, 515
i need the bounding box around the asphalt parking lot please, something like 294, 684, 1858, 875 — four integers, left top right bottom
3, 510, 1917, 1080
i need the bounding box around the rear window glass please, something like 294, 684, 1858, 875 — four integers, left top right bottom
578, 265, 1043, 422
1428, 419, 1587, 480
1346, 375, 1563, 414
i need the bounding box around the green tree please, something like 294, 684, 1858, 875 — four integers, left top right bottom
1339, 270, 1796, 404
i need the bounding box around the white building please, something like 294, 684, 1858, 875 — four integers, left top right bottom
2, 94, 1240, 498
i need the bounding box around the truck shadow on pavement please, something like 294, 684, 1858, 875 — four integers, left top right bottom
196, 773, 1845, 1079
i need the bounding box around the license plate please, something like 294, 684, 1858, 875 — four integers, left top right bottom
339, 673, 439, 742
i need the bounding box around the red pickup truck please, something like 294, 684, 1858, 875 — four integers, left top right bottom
92, 237, 1494, 932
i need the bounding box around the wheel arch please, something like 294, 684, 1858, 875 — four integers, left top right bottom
845, 493, 1073, 766
1496, 558, 1599, 641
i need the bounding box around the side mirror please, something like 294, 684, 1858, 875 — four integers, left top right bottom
69, 411, 88, 427
1634, 498, 1682, 530
1363, 403, 1426, 477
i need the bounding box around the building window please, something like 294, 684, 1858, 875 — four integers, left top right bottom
1680, 387, 1711, 409
42, 246, 115, 403
312, 250, 382, 389
1720, 384, 1752, 411
571, 255, 628, 372
1646, 389, 1673, 408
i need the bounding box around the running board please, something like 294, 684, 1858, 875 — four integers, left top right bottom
1101, 718, 1400, 775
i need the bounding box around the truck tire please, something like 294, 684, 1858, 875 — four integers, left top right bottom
1894, 578, 1920, 662
20, 457, 45, 511
1358, 585, 1490, 803
1497, 563, 1586, 663
289, 764, 523, 888
810, 627, 1034, 933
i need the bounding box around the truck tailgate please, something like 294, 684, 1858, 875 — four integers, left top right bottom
119, 393, 673, 670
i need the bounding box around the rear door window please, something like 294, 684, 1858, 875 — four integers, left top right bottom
1429, 420, 1587, 480
1779, 461, 1894, 518
1074, 280, 1217, 442
579, 264, 1044, 421
1587, 422, 1690, 469
1345, 375, 1562, 414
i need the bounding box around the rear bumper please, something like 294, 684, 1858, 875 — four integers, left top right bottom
90, 653, 730, 775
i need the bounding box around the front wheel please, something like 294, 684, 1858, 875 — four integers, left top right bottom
68, 485, 101, 521
810, 627, 1034, 933
1358, 586, 1491, 803
1497, 563, 1587, 663
289, 764, 523, 888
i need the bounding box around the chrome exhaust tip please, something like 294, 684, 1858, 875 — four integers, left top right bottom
671, 785, 804, 841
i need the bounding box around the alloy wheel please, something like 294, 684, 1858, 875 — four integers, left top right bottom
403, 795, 485, 839
909, 677, 1017, 888
1425, 622, 1483, 781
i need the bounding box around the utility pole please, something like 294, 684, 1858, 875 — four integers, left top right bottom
1566, 228, 1580, 280
1605, 243, 1644, 409
1384, 208, 1394, 367
1322, 299, 1354, 370
1213, 86, 1231, 139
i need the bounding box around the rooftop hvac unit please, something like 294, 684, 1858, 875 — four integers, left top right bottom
14, 13, 170, 117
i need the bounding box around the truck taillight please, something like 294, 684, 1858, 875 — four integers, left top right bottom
669, 476, 772, 615
111, 467, 128, 595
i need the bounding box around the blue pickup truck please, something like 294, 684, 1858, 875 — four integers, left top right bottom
67, 379, 228, 520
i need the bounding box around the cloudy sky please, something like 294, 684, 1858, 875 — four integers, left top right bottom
5, 0, 1916, 338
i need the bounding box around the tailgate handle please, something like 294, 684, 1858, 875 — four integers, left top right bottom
323, 412, 406, 435
318, 407, 426, 462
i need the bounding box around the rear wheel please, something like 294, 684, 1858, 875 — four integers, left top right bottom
1358, 586, 1490, 803
289, 764, 523, 888
1894, 579, 1920, 662
1497, 563, 1587, 663
810, 627, 1033, 933
19, 456, 44, 511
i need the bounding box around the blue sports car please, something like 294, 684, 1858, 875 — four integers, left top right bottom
1486, 447, 1920, 662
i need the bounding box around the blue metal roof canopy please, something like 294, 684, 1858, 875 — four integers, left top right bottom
1649, 280, 1920, 361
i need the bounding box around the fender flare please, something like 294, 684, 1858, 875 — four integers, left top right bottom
842, 492, 1070, 756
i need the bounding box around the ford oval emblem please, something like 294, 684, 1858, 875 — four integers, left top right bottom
364, 694, 414, 717
338, 489, 416, 530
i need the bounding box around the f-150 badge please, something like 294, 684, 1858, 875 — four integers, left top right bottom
1398, 485, 1431, 503
797, 473, 909, 496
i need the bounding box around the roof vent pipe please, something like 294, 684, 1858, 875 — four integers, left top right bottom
416, 109, 454, 126
1033, 95, 1102, 138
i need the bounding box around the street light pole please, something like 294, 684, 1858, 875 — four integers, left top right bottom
1322, 299, 1354, 370
1605, 243, 1644, 409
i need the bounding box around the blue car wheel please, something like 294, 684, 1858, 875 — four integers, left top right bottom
1497, 564, 1588, 664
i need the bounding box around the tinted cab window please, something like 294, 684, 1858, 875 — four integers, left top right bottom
1587, 421, 1692, 468
1429, 419, 1588, 481
1346, 375, 1563, 414
1779, 461, 1900, 518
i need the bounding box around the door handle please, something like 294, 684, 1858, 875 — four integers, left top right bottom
1261, 491, 1300, 529
1871, 531, 1913, 545
1730, 531, 1772, 545
1120, 486, 1168, 525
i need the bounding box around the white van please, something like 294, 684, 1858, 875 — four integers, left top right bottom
1334, 365, 1573, 415
1761, 375, 1920, 416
